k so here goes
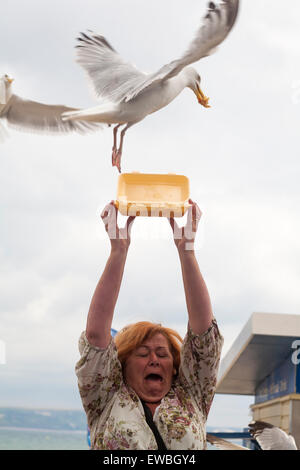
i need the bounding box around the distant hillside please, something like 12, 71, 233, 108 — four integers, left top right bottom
0, 408, 87, 431
0, 407, 244, 436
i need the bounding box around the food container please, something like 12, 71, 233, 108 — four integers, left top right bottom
115, 172, 190, 217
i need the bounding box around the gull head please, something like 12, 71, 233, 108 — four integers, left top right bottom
0, 74, 14, 105
185, 67, 210, 108
1, 74, 14, 86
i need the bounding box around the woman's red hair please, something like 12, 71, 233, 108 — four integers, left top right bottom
114, 321, 183, 374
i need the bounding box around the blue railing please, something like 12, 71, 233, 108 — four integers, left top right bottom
209, 432, 251, 439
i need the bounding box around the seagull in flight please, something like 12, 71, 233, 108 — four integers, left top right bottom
62, 0, 239, 172
0, 74, 103, 141
207, 421, 298, 451
206, 421, 298, 450
248, 421, 298, 450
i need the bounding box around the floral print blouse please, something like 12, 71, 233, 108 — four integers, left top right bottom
75, 320, 223, 450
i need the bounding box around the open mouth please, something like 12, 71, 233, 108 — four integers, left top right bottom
145, 373, 163, 382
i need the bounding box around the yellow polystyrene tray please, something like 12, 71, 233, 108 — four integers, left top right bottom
115, 173, 190, 217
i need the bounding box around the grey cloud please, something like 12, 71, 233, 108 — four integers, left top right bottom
1, 0, 300, 427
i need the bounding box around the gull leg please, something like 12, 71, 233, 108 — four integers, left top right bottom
112, 124, 122, 166
115, 122, 136, 173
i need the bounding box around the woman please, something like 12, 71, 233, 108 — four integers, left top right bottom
75, 199, 223, 450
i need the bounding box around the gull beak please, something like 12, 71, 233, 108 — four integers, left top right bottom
195, 84, 210, 108
7, 77, 14, 84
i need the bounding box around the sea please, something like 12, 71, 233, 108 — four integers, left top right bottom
0, 408, 90, 450
0, 407, 246, 450
0, 427, 89, 450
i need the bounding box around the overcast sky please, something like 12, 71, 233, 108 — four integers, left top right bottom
1, 0, 300, 431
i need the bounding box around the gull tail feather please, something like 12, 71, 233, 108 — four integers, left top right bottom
61, 102, 119, 124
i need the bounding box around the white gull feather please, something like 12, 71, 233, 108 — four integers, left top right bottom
206, 421, 298, 451
249, 421, 298, 451
0, 74, 103, 142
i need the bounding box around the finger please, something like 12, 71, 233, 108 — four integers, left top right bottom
186, 203, 193, 231
102, 217, 109, 232
188, 199, 202, 233
195, 205, 202, 231
101, 210, 108, 220
184, 203, 196, 239
101, 201, 114, 219
193, 202, 202, 232
196, 205, 202, 218
190, 199, 202, 217
101, 206, 109, 219
101, 202, 118, 238
192, 202, 197, 233
101, 207, 113, 234
168, 216, 176, 233
111, 200, 118, 222
189, 199, 202, 217
169, 217, 182, 240
101, 206, 111, 233
126, 216, 136, 236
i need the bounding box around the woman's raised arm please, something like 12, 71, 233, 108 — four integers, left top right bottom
86, 201, 135, 348
169, 199, 213, 335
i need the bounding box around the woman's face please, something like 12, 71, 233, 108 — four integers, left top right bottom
124, 333, 176, 404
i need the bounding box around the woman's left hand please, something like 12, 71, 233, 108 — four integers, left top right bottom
168, 199, 202, 253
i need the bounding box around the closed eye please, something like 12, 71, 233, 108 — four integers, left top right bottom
136, 347, 149, 357
135, 346, 171, 358
156, 348, 170, 358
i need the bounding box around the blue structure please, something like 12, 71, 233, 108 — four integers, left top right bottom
111, 328, 118, 338
255, 348, 300, 404
216, 312, 300, 449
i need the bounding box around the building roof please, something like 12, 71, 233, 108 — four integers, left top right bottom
216, 312, 300, 395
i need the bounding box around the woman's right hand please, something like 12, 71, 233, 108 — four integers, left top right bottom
101, 201, 135, 252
